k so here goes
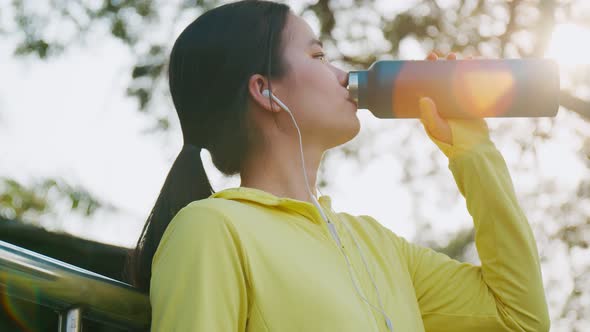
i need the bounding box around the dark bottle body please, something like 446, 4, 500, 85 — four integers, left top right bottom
348, 59, 560, 119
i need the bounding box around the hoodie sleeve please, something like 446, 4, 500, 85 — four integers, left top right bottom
150, 204, 249, 331
396, 119, 550, 332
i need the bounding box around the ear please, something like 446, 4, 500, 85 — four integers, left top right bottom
248, 74, 282, 113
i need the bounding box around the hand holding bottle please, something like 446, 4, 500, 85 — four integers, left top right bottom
419, 52, 493, 158
418, 52, 458, 145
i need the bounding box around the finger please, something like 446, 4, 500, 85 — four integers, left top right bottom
419, 97, 437, 129
426, 52, 438, 61
446, 53, 457, 60
419, 97, 453, 144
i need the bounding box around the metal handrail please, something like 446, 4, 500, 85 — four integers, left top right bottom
0, 240, 150, 330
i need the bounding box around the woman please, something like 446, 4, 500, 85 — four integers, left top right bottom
126, 1, 550, 331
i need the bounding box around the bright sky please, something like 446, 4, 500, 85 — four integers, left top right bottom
546, 24, 590, 67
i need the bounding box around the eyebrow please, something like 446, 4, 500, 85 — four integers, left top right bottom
309, 38, 324, 48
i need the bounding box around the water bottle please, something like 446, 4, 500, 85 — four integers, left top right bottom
347, 59, 560, 119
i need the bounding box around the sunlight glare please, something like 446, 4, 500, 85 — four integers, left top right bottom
546, 24, 590, 67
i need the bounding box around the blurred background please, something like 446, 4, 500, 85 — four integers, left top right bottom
1, 0, 589, 330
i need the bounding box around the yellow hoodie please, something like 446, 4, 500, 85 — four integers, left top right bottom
150, 119, 550, 331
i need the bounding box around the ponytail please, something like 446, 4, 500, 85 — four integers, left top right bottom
124, 0, 291, 295
125, 144, 213, 292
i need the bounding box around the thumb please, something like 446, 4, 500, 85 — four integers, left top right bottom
419, 97, 436, 130
419, 97, 453, 145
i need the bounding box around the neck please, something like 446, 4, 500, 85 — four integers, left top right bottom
240, 138, 324, 204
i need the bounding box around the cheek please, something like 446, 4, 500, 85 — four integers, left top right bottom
299, 75, 339, 113
292, 60, 334, 94
283, 59, 342, 120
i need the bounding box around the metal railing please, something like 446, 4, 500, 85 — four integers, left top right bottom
0, 240, 150, 331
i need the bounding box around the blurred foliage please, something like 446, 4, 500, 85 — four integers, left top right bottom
0, 177, 116, 225
2, 0, 590, 330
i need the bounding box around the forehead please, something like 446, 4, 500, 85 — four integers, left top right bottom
282, 13, 320, 48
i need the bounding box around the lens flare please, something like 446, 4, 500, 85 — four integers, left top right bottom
1, 283, 40, 332
392, 60, 516, 119
452, 62, 515, 118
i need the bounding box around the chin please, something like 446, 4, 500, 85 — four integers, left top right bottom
347, 116, 361, 140
326, 116, 361, 149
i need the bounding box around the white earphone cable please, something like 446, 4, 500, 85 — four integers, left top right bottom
266, 91, 332, 224
318, 189, 394, 332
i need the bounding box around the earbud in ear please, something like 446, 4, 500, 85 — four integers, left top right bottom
261, 89, 291, 114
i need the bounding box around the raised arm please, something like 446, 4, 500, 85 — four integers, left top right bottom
401, 109, 550, 331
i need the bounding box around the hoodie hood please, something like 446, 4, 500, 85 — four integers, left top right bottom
209, 186, 334, 224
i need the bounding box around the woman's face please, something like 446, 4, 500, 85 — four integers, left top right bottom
269, 12, 360, 150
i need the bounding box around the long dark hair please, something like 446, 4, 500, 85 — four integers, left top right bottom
125, 0, 291, 292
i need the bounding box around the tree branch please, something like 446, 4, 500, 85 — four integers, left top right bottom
560, 90, 590, 120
